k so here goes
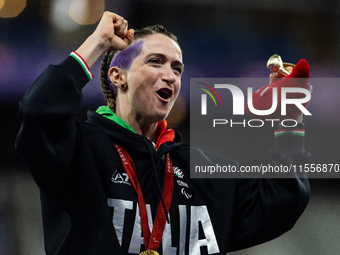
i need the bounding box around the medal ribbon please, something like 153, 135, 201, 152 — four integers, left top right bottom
115, 144, 174, 251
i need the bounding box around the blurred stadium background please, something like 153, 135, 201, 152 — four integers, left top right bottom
1, 0, 340, 254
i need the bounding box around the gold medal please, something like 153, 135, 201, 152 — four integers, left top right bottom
139, 250, 160, 255
267, 54, 296, 77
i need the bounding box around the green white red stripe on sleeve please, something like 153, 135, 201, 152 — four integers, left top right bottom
70, 51, 94, 81
274, 129, 305, 137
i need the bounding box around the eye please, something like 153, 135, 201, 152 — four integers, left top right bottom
148, 58, 161, 64
173, 67, 183, 76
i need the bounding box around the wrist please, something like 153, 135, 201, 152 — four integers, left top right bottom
70, 52, 94, 81
274, 123, 305, 151
87, 33, 111, 53
75, 35, 110, 69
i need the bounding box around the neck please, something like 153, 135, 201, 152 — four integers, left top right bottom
135, 120, 159, 143
115, 107, 159, 143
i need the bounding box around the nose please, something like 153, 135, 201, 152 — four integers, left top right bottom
162, 64, 176, 85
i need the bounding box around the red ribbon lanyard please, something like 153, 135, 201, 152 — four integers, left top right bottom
115, 144, 174, 251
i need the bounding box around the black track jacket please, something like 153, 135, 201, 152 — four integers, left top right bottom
16, 56, 310, 255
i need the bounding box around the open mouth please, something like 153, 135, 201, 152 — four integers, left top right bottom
156, 88, 173, 101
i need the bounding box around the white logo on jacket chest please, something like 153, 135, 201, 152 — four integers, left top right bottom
111, 170, 131, 186
173, 166, 184, 178
173, 166, 192, 199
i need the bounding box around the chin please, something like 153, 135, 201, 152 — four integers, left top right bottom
151, 111, 169, 123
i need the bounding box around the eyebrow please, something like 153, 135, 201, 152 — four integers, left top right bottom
145, 53, 184, 70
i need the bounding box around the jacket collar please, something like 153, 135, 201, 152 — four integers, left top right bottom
87, 106, 181, 156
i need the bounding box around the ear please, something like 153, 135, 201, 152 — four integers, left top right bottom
108, 66, 127, 88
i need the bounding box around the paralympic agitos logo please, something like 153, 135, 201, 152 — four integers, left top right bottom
196, 82, 312, 128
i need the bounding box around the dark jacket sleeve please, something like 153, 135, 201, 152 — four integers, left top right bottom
15, 56, 90, 210
228, 124, 310, 251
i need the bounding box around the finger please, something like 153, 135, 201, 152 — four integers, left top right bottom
269, 72, 282, 84
95, 11, 115, 32
96, 12, 122, 37
108, 28, 134, 51
103, 11, 122, 27
123, 29, 135, 45
270, 72, 281, 80
286, 66, 293, 73
114, 17, 128, 37
108, 12, 125, 34
108, 12, 123, 23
